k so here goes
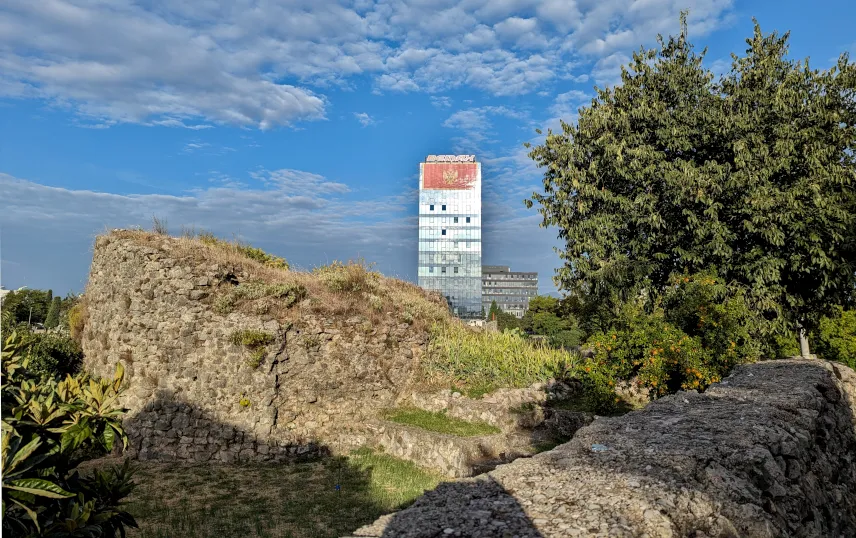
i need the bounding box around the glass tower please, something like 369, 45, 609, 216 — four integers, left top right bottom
417, 155, 482, 318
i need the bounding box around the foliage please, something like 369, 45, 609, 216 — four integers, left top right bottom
20, 331, 84, 378
2, 289, 53, 326
1, 331, 137, 536
44, 297, 61, 329
67, 301, 88, 343
815, 307, 856, 368
382, 407, 500, 436
486, 300, 522, 332
526, 17, 856, 341
585, 273, 760, 398
312, 260, 381, 294
246, 348, 266, 369
426, 321, 582, 396
229, 329, 274, 348
198, 231, 289, 270
522, 295, 585, 349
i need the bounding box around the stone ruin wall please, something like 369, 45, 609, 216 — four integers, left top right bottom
81, 233, 428, 462
348, 360, 856, 538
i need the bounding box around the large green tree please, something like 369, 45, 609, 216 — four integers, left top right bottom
526, 19, 856, 355
44, 296, 61, 329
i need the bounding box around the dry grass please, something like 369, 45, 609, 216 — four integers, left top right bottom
85, 450, 444, 538
108, 229, 451, 331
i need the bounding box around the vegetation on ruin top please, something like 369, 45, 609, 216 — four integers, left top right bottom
108, 228, 451, 331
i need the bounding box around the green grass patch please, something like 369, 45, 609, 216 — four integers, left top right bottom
426, 322, 579, 395
88, 449, 443, 538
383, 407, 501, 437
346, 447, 444, 508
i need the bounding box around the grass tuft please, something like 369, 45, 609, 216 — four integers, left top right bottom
229, 329, 274, 348
382, 407, 501, 437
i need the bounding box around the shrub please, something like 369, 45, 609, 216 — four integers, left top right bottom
585, 273, 761, 399
229, 329, 274, 348
246, 348, 266, 369
313, 260, 380, 293
68, 301, 88, 343
2, 331, 137, 536
815, 307, 856, 369
151, 215, 168, 235
21, 331, 84, 377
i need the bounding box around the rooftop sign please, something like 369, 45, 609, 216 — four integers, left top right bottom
426, 155, 475, 163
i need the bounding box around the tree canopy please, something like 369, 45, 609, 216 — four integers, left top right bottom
526, 19, 856, 338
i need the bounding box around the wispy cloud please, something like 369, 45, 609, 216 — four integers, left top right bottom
354, 112, 375, 126
430, 96, 452, 108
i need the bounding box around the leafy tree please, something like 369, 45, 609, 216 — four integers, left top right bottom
44, 297, 61, 329
526, 17, 856, 356
814, 307, 856, 368
522, 295, 584, 349
1, 331, 137, 536
3, 289, 53, 326
486, 301, 522, 331
487, 300, 500, 321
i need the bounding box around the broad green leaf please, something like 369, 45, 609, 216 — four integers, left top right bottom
7, 478, 74, 498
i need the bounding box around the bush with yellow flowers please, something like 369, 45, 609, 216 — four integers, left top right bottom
586, 272, 762, 399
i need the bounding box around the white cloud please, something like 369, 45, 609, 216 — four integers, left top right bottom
354, 112, 376, 126
183, 142, 211, 153
443, 105, 530, 145
430, 96, 452, 108
0, 0, 735, 128
591, 52, 631, 86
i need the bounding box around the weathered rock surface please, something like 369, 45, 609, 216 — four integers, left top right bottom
346, 360, 856, 537
81, 233, 432, 462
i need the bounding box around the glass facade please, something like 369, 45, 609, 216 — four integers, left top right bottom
417, 158, 482, 318
482, 265, 538, 318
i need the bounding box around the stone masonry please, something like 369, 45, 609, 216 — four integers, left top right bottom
81, 233, 430, 462
347, 360, 856, 537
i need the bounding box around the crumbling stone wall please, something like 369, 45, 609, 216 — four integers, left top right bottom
81, 233, 428, 462
348, 360, 856, 537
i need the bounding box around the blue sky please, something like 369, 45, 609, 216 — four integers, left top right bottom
1, 0, 854, 297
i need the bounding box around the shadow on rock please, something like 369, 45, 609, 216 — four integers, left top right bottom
347, 476, 545, 538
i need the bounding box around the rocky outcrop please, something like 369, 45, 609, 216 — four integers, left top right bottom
81, 232, 434, 462
346, 360, 856, 537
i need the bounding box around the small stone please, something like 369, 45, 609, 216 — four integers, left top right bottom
443, 528, 455, 534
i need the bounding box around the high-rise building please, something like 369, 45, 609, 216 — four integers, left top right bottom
482, 265, 538, 318
417, 155, 482, 318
